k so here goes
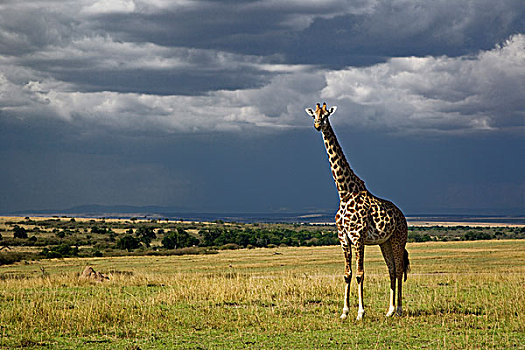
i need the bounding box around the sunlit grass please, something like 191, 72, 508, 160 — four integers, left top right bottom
1, 240, 524, 349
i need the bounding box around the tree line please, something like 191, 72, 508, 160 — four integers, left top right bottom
1, 217, 523, 265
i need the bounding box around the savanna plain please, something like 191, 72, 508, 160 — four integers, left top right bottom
1, 222, 524, 349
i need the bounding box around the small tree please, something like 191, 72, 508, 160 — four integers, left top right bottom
136, 226, 156, 239
117, 235, 141, 252
91, 226, 107, 234
161, 232, 178, 249
13, 225, 28, 239
162, 228, 199, 249
136, 226, 156, 248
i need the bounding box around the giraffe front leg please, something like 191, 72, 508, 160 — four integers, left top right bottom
355, 243, 365, 320
340, 244, 352, 320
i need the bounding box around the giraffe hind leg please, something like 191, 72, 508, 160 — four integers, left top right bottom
392, 240, 407, 316
380, 240, 396, 317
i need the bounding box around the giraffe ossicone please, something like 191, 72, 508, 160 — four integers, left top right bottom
306, 103, 410, 321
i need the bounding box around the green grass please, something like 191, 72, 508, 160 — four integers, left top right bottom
1, 240, 524, 349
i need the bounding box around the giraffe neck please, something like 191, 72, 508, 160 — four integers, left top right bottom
321, 120, 366, 199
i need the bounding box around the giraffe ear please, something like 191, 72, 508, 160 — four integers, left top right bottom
305, 108, 315, 117
329, 106, 337, 115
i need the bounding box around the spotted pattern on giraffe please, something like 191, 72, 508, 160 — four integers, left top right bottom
305, 102, 410, 321
336, 191, 407, 246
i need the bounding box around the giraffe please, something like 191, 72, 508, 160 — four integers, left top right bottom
305, 103, 409, 320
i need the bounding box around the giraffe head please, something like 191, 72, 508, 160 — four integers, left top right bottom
305, 102, 337, 131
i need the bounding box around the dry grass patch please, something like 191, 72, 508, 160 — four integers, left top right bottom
0, 240, 524, 349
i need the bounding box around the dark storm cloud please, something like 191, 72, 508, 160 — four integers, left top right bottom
81, 0, 524, 65
296, 0, 525, 65
1, 0, 523, 133
0, 1, 96, 57
85, 0, 374, 56
17, 43, 274, 95
1, 0, 524, 214
3, 35, 523, 134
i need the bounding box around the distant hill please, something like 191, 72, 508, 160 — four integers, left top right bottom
7, 205, 524, 224
8, 205, 335, 223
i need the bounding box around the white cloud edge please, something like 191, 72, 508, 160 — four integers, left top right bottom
1, 34, 524, 134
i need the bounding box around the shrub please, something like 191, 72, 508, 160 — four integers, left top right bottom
220, 243, 240, 250
0, 252, 33, 265
147, 247, 218, 256
408, 232, 432, 242
40, 244, 79, 259
13, 226, 28, 239
91, 226, 107, 234
162, 229, 199, 249
464, 231, 493, 240
117, 235, 141, 251
136, 226, 156, 239
136, 226, 157, 247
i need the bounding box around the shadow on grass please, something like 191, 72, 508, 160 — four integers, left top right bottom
407, 306, 484, 317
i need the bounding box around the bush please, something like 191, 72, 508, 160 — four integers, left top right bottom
408, 232, 432, 242
136, 226, 157, 247
0, 252, 33, 265
162, 229, 199, 249
91, 226, 108, 234
117, 235, 141, 251
147, 247, 218, 256
40, 244, 79, 259
136, 226, 156, 239
464, 231, 493, 241
220, 243, 241, 250
13, 226, 28, 239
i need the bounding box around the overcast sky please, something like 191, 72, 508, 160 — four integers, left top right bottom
1, 0, 524, 215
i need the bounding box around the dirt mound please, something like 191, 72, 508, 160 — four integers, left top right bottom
80, 266, 109, 282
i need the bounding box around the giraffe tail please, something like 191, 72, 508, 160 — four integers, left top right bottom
403, 249, 410, 282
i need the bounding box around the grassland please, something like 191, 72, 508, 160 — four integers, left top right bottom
1, 239, 524, 349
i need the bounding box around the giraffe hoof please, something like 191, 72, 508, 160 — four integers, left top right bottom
386, 307, 396, 317
340, 313, 348, 321
395, 307, 403, 316
356, 311, 364, 320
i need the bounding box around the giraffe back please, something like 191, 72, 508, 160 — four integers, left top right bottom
336, 191, 407, 246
